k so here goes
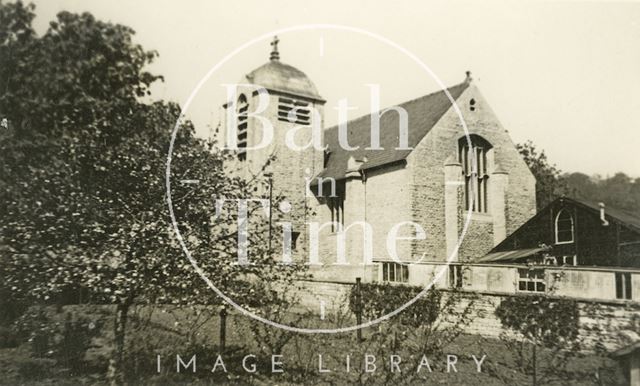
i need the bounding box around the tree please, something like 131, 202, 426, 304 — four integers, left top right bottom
495, 295, 582, 385
336, 283, 477, 385
517, 141, 569, 210
0, 2, 304, 382
565, 172, 640, 213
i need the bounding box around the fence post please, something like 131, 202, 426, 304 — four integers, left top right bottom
355, 277, 363, 343
219, 305, 227, 352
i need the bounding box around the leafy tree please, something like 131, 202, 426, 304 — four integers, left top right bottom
339, 283, 477, 385
565, 172, 640, 213
0, 2, 304, 382
517, 141, 569, 210
0, 1, 161, 138
518, 141, 640, 213
495, 295, 583, 385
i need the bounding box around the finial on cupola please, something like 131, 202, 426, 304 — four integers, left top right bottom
465, 70, 473, 83
270, 36, 280, 61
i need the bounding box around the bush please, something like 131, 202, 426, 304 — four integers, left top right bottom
0, 289, 28, 326
123, 325, 246, 381
17, 358, 56, 379
0, 326, 19, 348
349, 282, 441, 327
57, 313, 103, 369
495, 294, 580, 347
123, 327, 180, 377
13, 307, 103, 369
13, 308, 55, 356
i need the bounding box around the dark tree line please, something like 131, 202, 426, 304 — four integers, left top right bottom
518, 141, 640, 213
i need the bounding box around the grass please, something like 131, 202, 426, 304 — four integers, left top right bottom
0, 304, 626, 385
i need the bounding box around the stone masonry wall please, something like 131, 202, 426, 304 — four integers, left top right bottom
407, 84, 536, 261
296, 280, 638, 351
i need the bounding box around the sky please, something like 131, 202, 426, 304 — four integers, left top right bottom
29, 0, 640, 178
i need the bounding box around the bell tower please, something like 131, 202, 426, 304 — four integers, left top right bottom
221, 36, 326, 257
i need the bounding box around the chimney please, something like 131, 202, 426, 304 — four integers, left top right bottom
599, 202, 610, 226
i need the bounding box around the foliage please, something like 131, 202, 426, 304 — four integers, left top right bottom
0, 1, 161, 138
495, 294, 584, 385
13, 307, 104, 371
518, 140, 640, 212
0, 326, 19, 348
246, 280, 311, 358
17, 357, 57, 380
517, 141, 569, 210
0, 1, 307, 380
348, 282, 441, 328
495, 294, 579, 348
0, 287, 28, 326
564, 172, 640, 213
345, 283, 478, 385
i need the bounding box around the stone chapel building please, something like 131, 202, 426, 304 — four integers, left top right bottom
219, 39, 537, 283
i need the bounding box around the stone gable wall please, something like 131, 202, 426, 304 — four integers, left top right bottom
407, 84, 536, 262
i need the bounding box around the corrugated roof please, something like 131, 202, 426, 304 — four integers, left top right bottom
478, 247, 550, 263
317, 82, 470, 181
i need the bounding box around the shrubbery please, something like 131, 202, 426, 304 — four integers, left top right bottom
17, 358, 57, 380
348, 282, 441, 327
0, 326, 18, 348
13, 308, 103, 370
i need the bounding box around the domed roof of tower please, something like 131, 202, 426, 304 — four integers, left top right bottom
243, 36, 323, 101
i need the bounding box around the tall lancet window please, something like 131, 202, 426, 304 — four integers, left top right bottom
237, 94, 249, 161
459, 135, 492, 213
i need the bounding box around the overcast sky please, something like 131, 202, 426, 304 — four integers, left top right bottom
30, 0, 640, 178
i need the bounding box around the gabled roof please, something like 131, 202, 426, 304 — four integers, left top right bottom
573, 198, 640, 233
317, 81, 470, 180
490, 196, 640, 254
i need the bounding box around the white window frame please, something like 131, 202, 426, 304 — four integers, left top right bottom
517, 268, 546, 293
561, 255, 577, 266
554, 209, 575, 245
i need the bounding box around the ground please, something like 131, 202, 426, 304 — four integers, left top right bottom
0, 305, 626, 385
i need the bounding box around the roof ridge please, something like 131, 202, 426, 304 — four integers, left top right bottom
568, 197, 640, 225
324, 81, 469, 133
317, 81, 471, 180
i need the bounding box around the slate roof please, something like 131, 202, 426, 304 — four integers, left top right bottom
317, 81, 470, 181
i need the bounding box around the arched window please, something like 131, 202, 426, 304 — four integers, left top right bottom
237, 94, 248, 161
555, 209, 574, 244
458, 135, 492, 213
